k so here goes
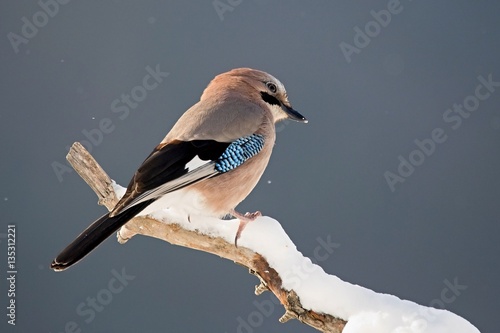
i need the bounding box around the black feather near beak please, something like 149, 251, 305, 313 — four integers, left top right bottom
260, 92, 307, 123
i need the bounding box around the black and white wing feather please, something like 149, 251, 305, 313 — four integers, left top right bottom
110, 134, 265, 216
110, 140, 229, 216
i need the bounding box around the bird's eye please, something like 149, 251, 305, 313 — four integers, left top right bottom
266, 82, 277, 94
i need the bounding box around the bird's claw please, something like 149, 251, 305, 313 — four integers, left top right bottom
231, 209, 262, 248
244, 211, 262, 219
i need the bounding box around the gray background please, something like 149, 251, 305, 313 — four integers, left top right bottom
1, 1, 498, 332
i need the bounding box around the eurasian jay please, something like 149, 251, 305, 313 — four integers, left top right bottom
51, 68, 307, 271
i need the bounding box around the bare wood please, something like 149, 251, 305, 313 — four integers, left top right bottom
66, 142, 118, 211
66, 142, 347, 333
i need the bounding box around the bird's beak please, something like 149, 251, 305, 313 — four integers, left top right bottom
281, 104, 308, 123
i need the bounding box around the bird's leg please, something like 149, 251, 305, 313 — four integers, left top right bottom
230, 209, 262, 247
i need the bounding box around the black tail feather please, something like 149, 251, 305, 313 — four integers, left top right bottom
51, 200, 154, 271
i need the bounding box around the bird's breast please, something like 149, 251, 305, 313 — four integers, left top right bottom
192, 128, 275, 216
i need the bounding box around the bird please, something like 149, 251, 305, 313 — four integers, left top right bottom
51, 68, 307, 271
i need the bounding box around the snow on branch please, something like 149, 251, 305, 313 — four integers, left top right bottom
66, 142, 479, 333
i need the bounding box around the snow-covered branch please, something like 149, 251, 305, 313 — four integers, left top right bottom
66, 142, 479, 333
66, 142, 346, 332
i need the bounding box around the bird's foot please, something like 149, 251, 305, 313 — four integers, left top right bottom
243, 211, 262, 219
230, 209, 262, 247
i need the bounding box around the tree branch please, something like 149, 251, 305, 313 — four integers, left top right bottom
66, 142, 347, 333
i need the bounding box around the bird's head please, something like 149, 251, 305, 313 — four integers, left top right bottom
209, 68, 308, 124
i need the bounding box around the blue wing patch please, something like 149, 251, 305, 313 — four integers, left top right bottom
215, 134, 265, 173
112, 135, 265, 214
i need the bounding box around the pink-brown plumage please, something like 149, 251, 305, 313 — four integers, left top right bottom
51, 68, 306, 270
